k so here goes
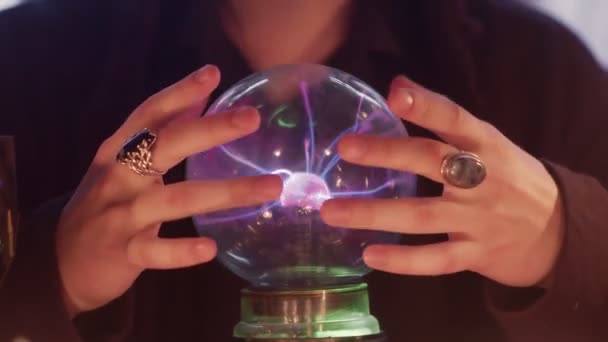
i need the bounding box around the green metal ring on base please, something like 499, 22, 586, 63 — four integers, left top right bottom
234, 283, 383, 340
232, 333, 387, 341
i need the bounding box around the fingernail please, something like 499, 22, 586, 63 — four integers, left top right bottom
339, 136, 367, 160
255, 175, 283, 198
194, 65, 214, 83
321, 200, 351, 225
231, 107, 260, 129
393, 88, 414, 113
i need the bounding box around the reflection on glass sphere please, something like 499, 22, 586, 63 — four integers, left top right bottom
186, 64, 416, 289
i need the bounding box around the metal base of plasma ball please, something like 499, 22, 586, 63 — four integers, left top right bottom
232, 334, 387, 341
232, 283, 386, 341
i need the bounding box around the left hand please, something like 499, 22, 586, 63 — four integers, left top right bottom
320, 76, 565, 288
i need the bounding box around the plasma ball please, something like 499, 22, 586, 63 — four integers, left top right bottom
187, 64, 415, 288
279, 172, 331, 210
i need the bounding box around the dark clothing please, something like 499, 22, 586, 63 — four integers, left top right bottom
1, 1, 608, 341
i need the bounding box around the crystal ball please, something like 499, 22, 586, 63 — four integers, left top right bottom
186, 64, 416, 289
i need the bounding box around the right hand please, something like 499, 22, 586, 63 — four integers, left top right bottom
56, 65, 283, 317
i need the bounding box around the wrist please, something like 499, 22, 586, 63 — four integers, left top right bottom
533, 189, 566, 289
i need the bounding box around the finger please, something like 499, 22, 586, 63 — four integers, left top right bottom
127, 234, 216, 269
387, 75, 487, 150
99, 65, 221, 159
320, 197, 470, 234
150, 107, 260, 171
363, 242, 476, 276
127, 175, 283, 230
97, 95, 251, 193
126, 64, 220, 132
338, 135, 457, 184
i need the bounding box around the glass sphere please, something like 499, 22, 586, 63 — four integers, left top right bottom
186, 64, 416, 289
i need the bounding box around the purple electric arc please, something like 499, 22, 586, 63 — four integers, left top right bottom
186, 64, 417, 289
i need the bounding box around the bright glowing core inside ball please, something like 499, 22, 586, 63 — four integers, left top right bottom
279, 172, 331, 210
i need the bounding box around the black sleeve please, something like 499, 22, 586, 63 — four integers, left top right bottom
0, 193, 136, 341
486, 163, 608, 341
477, 2, 608, 340
0, 195, 81, 342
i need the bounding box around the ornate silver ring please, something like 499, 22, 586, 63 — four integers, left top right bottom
116, 128, 166, 176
